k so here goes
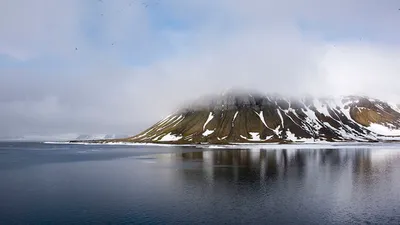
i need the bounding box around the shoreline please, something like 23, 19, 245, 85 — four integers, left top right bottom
42, 140, 400, 150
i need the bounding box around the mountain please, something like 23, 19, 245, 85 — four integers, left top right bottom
83, 91, 400, 144
0, 136, 25, 141
0, 134, 130, 142
75, 134, 129, 141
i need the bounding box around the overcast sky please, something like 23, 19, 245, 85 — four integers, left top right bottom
1, 0, 400, 137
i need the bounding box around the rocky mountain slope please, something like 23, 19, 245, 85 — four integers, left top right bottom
89, 91, 400, 144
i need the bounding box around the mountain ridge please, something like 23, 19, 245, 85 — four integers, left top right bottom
74, 92, 400, 144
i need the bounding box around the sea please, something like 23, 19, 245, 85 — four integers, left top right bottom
0, 142, 400, 225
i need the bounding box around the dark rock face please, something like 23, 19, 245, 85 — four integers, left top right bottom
110, 92, 400, 144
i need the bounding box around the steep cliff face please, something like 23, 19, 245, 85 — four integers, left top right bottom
121, 92, 400, 144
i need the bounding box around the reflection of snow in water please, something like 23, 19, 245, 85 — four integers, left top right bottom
140, 160, 156, 164
204, 142, 400, 150
369, 149, 400, 163
76, 149, 103, 154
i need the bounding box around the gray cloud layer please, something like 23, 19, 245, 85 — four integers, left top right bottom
1, 0, 400, 137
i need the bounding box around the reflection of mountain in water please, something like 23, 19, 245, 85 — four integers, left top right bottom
172, 149, 400, 185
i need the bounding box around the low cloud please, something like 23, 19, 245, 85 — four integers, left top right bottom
1, 0, 400, 137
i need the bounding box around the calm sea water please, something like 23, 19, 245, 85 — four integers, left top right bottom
0, 142, 400, 225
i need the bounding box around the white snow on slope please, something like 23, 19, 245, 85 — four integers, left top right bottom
135, 96, 400, 143
301, 104, 323, 132
367, 123, 400, 136
249, 132, 261, 141
134, 129, 153, 140
286, 130, 300, 141
285, 130, 317, 143
322, 122, 367, 141
313, 99, 330, 117
172, 115, 184, 127
157, 115, 174, 127
277, 109, 284, 128
233, 111, 239, 121
203, 112, 214, 130
156, 115, 178, 131
273, 125, 281, 137
203, 129, 215, 136
159, 133, 182, 142
388, 103, 400, 114
254, 111, 271, 129
332, 98, 358, 124
232, 111, 239, 127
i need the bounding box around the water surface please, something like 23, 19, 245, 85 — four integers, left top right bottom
0, 142, 400, 224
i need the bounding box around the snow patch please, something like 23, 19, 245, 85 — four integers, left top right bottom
388, 102, 400, 114
203, 112, 214, 130
286, 130, 296, 141
159, 133, 182, 142
156, 115, 180, 131
233, 111, 239, 120
232, 111, 239, 127
367, 123, 400, 136
249, 132, 261, 141
313, 99, 331, 117
273, 125, 281, 137
301, 108, 322, 131
277, 109, 284, 128
203, 129, 215, 136
172, 115, 184, 127
158, 115, 175, 127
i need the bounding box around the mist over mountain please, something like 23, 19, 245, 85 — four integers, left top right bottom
111, 90, 400, 144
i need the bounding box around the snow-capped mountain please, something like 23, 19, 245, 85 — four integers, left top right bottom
122, 91, 400, 144
75, 134, 129, 141
0, 134, 130, 142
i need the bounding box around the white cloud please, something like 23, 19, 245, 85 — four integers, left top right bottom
1, 0, 400, 136
0, 0, 82, 60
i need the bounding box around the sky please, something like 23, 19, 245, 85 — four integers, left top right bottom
1, 0, 400, 138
